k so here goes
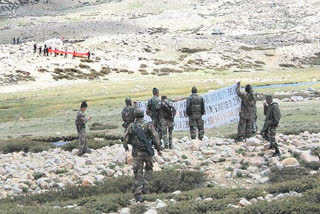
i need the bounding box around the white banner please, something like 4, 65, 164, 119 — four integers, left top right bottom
136, 83, 241, 131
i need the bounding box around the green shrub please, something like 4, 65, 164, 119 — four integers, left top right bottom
61, 139, 120, 151
268, 167, 310, 183
266, 175, 320, 194
0, 140, 53, 154
131, 204, 148, 214
149, 170, 206, 194
300, 160, 320, 170
90, 122, 118, 130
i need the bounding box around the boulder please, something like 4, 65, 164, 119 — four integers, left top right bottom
191, 139, 201, 151
300, 150, 319, 163
120, 208, 130, 214
238, 198, 251, 206
281, 157, 299, 167
112, 149, 127, 164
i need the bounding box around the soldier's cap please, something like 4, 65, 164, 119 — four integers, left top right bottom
134, 108, 144, 118
125, 97, 132, 103
80, 101, 88, 108
161, 95, 167, 100
152, 88, 159, 95
192, 86, 197, 93
265, 95, 273, 100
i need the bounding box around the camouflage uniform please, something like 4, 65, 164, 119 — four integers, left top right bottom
160, 98, 176, 148
260, 101, 281, 153
236, 86, 257, 139
75, 110, 90, 156
186, 90, 205, 140
123, 117, 161, 201
147, 96, 162, 139
121, 105, 135, 129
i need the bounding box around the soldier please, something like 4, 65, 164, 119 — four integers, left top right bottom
121, 98, 135, 130
33, 44, 37, 53
44, 44, 47, 56
123, 108, 162, 202
147, 88, 162, 140
39, 46, 42, 55
235, 82, 257, 142
160, 95, 176, 149
75, 101, 92, 156
13, 37, 16, 45
260, 95, 281, 156
186, 87, 205, 140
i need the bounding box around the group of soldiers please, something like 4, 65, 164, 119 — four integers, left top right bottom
236, 81, 281, 156
12, 37, 22, 45
75, 84, 281, 202
34, 44, 51, 56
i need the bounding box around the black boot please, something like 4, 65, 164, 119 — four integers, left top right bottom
272, 146, 281, 157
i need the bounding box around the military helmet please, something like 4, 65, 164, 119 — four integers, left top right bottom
125, 97, 132, 105
192, 86, 197, 93
134, 108, 144, 118
245, 84, 252, 93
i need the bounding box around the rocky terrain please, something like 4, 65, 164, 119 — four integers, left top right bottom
0, 0, 320, 91
1, 131, 319, 203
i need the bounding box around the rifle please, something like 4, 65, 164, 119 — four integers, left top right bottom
134, 122, 155, 156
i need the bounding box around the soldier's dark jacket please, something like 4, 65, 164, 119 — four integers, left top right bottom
264, 102, 281, 127
236, 88, 256, 120
186, 93, 205, 118
123, 119, 161, 157
75, 110, 87, 132
147, 96, 161, 120
122, 105, 135, 124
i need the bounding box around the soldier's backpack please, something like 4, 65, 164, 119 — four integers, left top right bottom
162, 101, 176, 121
133, 122, 155, 156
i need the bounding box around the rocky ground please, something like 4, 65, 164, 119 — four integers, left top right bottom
1, 131, 319, 204
0, 0, 320, 91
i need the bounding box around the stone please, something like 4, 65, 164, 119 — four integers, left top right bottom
259, 177, 270, 184
75, 157, 86, 166
144, 208, 157, 214
85, 159, 94, 165
156, 200, 167, 209
238, 198, 251, 206
120, 208, 131, 214
191, 139, 201, 151
113, 149, 127, 164
203, 197, 214, 202
300, 150, 319, 163
247, 166, 258, 173
281, 157, 299, 167
172, 190, 181, 195
248, 157, 265, 167
105, 168, 115, 177
249, 198, 258, 203
246, 137, 261, 146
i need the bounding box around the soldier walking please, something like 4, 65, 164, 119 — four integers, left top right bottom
75, 101, 92, 156
147, 88, 162, 140
186, 87, 205, 140
33, 44, 37, 53
235, 82, 257, 142
160, 95, 176, 149
123, 109, 162, 202
39, 46, 42, 55
121, 98, 135, 130
13, 37, 16, 45
260, 95, 281, 156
